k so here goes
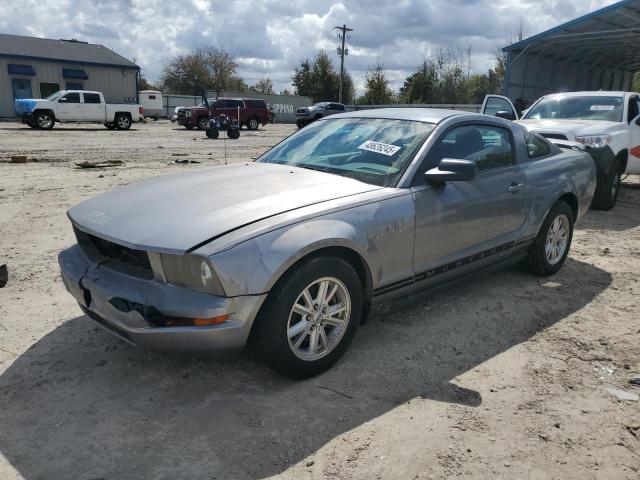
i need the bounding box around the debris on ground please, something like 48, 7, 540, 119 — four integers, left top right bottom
10, 155, 28, 163
74, 160, 125, 169
606, 387, 639, 401
0, 264, 7, 288
174, 159, 201, 164
628, 376, 640, 387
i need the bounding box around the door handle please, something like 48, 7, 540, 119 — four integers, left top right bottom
508, 183, 525, 193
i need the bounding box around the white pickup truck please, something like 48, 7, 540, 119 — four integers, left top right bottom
482, 91, 640, 210
15, 90, 144, 131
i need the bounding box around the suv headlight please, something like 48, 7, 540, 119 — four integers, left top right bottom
152, 253, 225, 296
575, 134, 612, 149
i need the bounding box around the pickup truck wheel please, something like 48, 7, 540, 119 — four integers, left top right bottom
35, 112, 55, 130
252, 256, 362, 379
247, 117, 259, 130
197, 117, 209, 130
115, 114, 131, 130
522, 201, 574, 277
592, 161, 623, 211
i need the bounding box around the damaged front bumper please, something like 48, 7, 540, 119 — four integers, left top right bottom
58, 244, 267, 352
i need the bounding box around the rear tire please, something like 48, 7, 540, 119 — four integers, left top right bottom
522, 201, 574, 276
592, 161, 623, 211
252, 256, 362, 379
206, 128, 219, 139
247, 117, 259, 130
227, 128, 240, 139
115, 114, 131, 130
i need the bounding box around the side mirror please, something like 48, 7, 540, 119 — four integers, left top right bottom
58, 97, 67, 103
495, 110, 516, 121
425, 159, 477, 183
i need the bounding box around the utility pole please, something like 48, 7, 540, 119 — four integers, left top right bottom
334, 24, 353, 103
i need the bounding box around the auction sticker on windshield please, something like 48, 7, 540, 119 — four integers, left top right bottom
359, 140, 401, 156
590, 105, 615, 111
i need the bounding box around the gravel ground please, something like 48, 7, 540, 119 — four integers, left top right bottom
0, 120, 639, 480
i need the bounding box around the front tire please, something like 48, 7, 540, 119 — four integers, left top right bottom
592, 161, 623, 211
522, 201, 574, 276
35, 112, 55, 130
227, 128, 240, 139
197, 116, 209, 130
253, 256, 362, 379
206, 128, 219, 139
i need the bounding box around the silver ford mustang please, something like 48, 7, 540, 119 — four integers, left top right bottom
59, 108, 596, 378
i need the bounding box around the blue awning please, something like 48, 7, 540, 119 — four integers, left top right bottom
62, 68, 88, 79
7, 64, 35, 76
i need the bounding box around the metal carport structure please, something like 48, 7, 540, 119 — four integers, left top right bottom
503, 0, 640, 101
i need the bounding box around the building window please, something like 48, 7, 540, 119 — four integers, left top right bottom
40, 82, 60, 98
66, 82, 83, 90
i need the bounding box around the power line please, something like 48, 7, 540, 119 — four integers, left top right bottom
334, 24, 353, 103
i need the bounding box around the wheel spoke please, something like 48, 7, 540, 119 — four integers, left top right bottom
325, 283, 339, 304
301, 288, 314, 309
292, 302, 312, 316
308, 327, 319, 355
318, 327, 329, 351
316, 280, 329, 305
289, 320, 310, 340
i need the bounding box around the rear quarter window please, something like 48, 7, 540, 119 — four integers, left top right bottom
524, 132, 552, 159
245, 99, 266, 108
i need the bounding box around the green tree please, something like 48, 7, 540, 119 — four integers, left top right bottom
359, 62, 395, 105
160, 47, 238, 96
292, 51, 354, 103
251, 77, 274, 94
632, 72, 640, 92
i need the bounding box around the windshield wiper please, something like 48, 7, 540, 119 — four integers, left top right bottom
297, 163, 335, 174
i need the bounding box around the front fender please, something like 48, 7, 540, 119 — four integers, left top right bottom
209, 219, 371, 297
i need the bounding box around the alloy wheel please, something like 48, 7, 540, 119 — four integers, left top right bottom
545, 214, 570, 265
287, 277, 351, 361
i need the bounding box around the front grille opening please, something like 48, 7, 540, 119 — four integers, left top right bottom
540, 133, 568, 140
74, 227, 153, 279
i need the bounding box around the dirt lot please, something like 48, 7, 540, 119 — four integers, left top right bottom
0, 120, 639, 480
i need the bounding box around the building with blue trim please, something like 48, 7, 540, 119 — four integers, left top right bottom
0, 34, 139, 117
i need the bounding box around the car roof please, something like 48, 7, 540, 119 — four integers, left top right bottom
329, 107, 467, 123
541, 91, 628, 98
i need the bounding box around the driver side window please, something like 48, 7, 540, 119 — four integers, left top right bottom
60, 93, 80, 103
432, 124, 514, 171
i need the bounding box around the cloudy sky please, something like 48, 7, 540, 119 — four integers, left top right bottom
0, 0, 621, 94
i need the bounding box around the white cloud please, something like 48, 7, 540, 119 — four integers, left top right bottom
0, 0, 621, 95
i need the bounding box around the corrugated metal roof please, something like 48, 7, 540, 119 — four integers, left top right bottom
504, 0, 640, 72
0, 34, 138, 69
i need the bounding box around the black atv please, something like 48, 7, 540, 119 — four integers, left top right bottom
206, 113, 240, 140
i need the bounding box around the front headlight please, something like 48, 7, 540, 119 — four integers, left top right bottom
154, 253, 225, 296
575, 134, 612, 149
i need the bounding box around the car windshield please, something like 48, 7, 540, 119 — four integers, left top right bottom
45, 91, 62, 101
524, 95, 624, 122
257, 117, 435, 187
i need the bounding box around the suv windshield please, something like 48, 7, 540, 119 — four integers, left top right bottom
257, 117, 434, 187
524, 95, 624, 122
45, 91, 62, 101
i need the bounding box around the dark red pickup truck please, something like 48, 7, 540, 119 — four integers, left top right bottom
176, 98, 273, 130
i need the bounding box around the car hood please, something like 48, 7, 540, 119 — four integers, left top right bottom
14, 98, 41, 114
68, 163, 382, 255
517, 119, 620, 139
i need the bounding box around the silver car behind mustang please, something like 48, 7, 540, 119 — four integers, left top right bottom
59, 108, 596, 378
